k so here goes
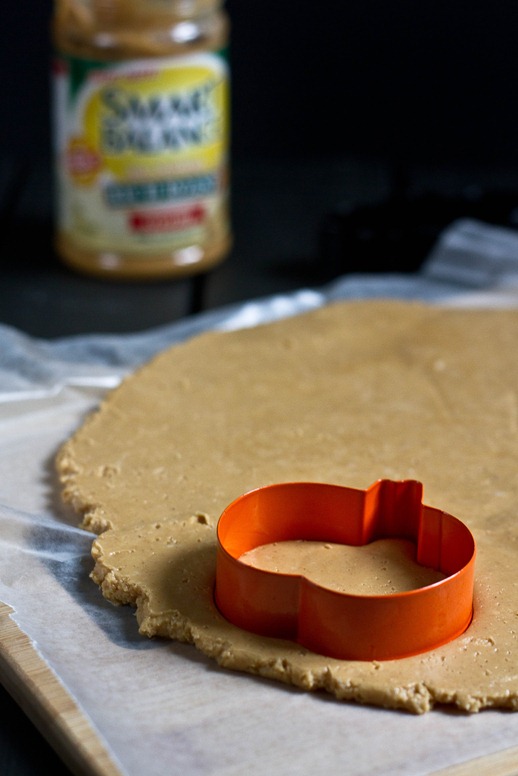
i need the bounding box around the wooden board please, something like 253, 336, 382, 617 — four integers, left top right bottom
433, 748, 518, 776
0, 603, 122, 776
1, 600, 518, 776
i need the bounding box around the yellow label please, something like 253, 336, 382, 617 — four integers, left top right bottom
54, 52, 230, 256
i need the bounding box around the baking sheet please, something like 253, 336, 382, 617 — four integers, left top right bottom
2, 219, 518, 776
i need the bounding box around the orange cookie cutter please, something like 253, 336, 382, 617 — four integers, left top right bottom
214, 479, 476, 661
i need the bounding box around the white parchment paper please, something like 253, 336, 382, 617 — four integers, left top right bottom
2, 219, 518, 776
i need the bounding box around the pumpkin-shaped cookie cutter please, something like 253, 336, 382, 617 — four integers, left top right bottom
214, 479, 476, 661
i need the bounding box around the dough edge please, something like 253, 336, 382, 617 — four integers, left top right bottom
55, 300, 518, 715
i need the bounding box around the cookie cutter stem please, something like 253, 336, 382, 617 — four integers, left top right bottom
215, 480, 476, 661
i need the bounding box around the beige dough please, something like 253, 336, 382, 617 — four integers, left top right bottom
56, 300, 518, 714
239, 538, 445, 595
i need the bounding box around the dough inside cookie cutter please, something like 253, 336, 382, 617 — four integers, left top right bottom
215, 479, 476, 661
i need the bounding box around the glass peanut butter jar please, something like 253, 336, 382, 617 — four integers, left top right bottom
52, 0, 231, 279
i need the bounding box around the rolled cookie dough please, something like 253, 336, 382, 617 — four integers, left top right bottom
239, 538, 446, 595
56, 300, 518, 714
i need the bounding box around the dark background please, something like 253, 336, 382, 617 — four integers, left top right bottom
1, 2, 517, 341
1, 2, 518, 166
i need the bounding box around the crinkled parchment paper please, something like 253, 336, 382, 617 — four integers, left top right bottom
2, 220, 518, 775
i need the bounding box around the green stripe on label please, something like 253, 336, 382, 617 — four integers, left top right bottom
105, 173, 218, 207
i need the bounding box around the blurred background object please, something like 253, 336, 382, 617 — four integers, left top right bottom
2, 1, 518, 337
1, 0, 518, 334
5, 1, 518, 167
51, 0, 232, 280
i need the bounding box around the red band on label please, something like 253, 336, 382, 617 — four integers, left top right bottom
129, 205, 205, 233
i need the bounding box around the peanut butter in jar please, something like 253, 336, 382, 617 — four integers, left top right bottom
52, 0, 231, 280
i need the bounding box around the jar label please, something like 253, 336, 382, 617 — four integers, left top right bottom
53, 52, 230, 259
